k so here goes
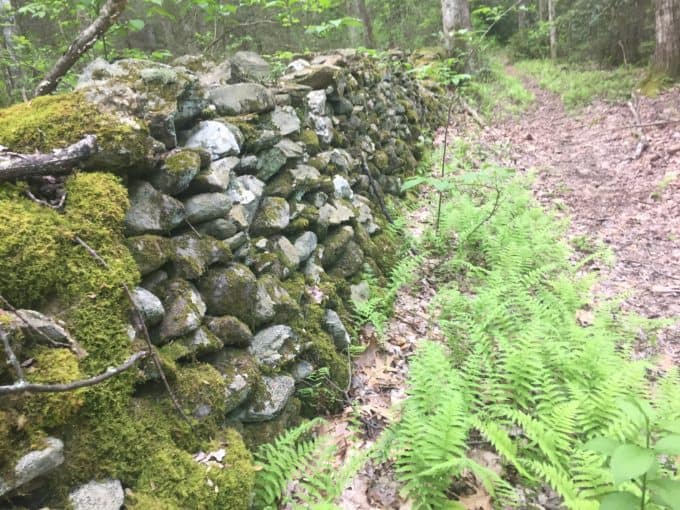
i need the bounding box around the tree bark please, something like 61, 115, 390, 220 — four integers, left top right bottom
548, 0, 557, 59
518, 0, 529, 29
538, 0, 547, 21
441, 0, 472, 52
34, 0, 128, 97
0, 0, 25, 101
0, 135, 98, 181
356, 0, 376, 48
654, 0, 680, 77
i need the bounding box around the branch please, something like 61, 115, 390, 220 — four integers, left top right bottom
35, 0, 128, 96
0, 135, 98, 182
0, 351, 147, 395
1, 328, 25, 384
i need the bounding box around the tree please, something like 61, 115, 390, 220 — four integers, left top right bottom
355, 0, 376, 47
548, 0, 557, 59
654, 0, 680, 76
441, 0, 471, 52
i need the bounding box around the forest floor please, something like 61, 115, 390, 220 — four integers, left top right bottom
295, 66, 680, 509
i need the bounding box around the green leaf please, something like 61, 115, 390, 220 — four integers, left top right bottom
655, 434, 680, 455
610, 444, 656, 484
584, 437, 621, 457
600, 491, 641, 510
128, 19, 145, 31
649, 479, 680, 510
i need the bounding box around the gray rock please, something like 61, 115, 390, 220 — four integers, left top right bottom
198, 264, 258, 323
256, 146, 288, 182
324, 309, 351, 350
239, 155, 259, 173
275, 139, 305, 159
265, 165, 321, 198
249, 325, 299, 367
196, 218, 239, 240
226, 175, 265, 227
253, 275, 299, 327
283, 64, 341, 89
350, 281, 370, 304
318, 201, 355, 229
270, 106, 301, 136
293, 232, 318, 262
316, 149, 354, 174
273, 236, 300, 270
158, 279, 206, 342
231, 51, 271, 81
189, 156, 239, 193
181, 120, 241, 160
353, 194, 379, 234
0, 437, 64, 497
210, 350, 260, 413
307, 89, 328, 115
125, 181, 185, 236
321, 226, 354, 268
286, 59, 310, 74
243, 375, 296, 422
209, 83, 275, 116
331, 97, 354, 116
250, 197, 290, 236
292, 360, 315, 381
303, 255, 325, 284
149, 150, 202, 195
168, 234, 230, 280
183, 192, 231, 224
162, 327, 223, 360
205, 315, 253, 347
333, 175, 354, 200
141, 270, 169, 296
329, 240, 364, 278
69, 479, 125, 510
126, 235, 171, 276
131, 287, 165, 327
4, 310, 72, 346
225, 232, 249, 251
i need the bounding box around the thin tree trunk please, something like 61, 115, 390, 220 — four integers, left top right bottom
441, 0, 471, 52
548, 0, 557, 59
654, 0, 680, 77
0, 0, 25, 101
538, 0, 547, 21
356, 0, 376, 48
518, 0, 529, 29
35, 0, 128, 97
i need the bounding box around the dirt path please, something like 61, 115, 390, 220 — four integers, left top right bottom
463, 67, 680, 361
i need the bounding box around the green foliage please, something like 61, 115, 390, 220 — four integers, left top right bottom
464, 57, 535, 117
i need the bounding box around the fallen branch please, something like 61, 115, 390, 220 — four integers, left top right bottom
0, 351, 147, 395
0, 135, 98, 182
627, 96, 648, 160
1, 329, 26, 384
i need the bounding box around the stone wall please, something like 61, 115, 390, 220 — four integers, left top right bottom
0, 50, 441, 508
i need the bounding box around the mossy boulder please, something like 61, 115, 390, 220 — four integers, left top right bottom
209, 349, 263, 414
126, 235, 171, 276
320, 226, 354, 268
150, 149, 202, 195
125, 181, 186, 236
174, 363, 228, 419
157, 279, 206, 342
205, 315, 253, 347
329, 240, 365, 278
198, 264, 258, 325
250, 197, 290, 237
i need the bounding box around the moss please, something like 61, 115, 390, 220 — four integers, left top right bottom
163, 150, 201, 176
0, 92, 155, 170
298, 129, 320, 154
223, 114, 259, 148
373, 150, 390, 171
175, 363, 227, 419
133, 430, 254, 510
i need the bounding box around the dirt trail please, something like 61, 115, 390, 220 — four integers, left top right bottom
466, 68, 680, 360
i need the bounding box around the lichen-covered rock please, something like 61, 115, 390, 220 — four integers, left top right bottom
256, 145, 288, 181
209, 83, 275, 116
0, 437, 64, 497
198, 264, 258, 324
251, 197, 290, 236
329, 240, 365, 278
124, 181, 186, 236
317, 200, 355, 230
270, 105, 301, 136
253, 274, 300, 327
247, 129, 281, 153
306, 90, 333, 144
167, 234, 231, 280
226, 175, 265, 228
265, 165, 322, 198
69, 479, 125, 510
249, 324, 299, 367
282, 64, 341, 89
157, 279, 206, 342
321, 226, 354, 268
150, 149, 202, 195
126, 235, 171, 276
131, 287, 165, 327
180, 120, 241, 160
242, 375, 296, 422
272, 236, 300, 271
205, 315, 253, 347
210, 349, 262, 414
231, 51, 272, 82
189, 156, 239, 193
196, 218, 239, 240
183, 192, 232, 224
324, 309, 351, 351
293, 231, 318, 262
161, 326, 223, 361
333, 175, 353, 200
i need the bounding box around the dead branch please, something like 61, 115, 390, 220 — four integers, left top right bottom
72, 235, 192, 425
0, 135, 98, 182
0, 351, 147, 395
35, 0, 128, 96
627, 96, 649, 160
1, 329, 26, 384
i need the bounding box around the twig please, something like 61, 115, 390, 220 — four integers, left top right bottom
0, 351, 146, 395
25, 189, 67, 209
361, 153, 393, 224
184, 219, 202, 238
462, 185, 503, 244
72, 235, 192, 426
627, 96, 649, 160
1, 328, 26, 384
436, 97, 456, 234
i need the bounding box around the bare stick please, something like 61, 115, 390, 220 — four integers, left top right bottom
627, 96, 649, 160
1, 329, 25, 384
0, 135, 98, 181
72, 235, 192, 425
35, 0, 128, 96
0, 351, 146, 395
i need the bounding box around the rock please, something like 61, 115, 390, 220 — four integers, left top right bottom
243, 375, 296, 422
251, 197, 290, 236
329, 240, 364, 278
196, 218, 239, 240
286, 59, 310, 74
181, 120, 241, 160
275, 139, 305, 159
291, 360, 315, 381
315, 149, 354, 174
318, 201, 355, 229
321, 226, 354, 268
162, 327, 223, 361
0, 437, 64, 497
205, 315, 253, 347
272, 236, 300, 270
168, 234, 230, 280
2, 310, 73, 346
131, 287, 165, 327
126, 235, 171, 276
331, 96, 354, 116
158, 279, 206, 342
350, 281, 370, 304
141, 270, 169, 296
248, 130, 280, 153
125, 181, 185, 236
324, 309, 351, 350
149, 150, 201, 195
226, 232, 249, 251
265, 164, 322, 198
239, 154, 259, 173
189, 156, 239, 193
283, 64, 341, 89
209, 83, 275, 116
210, 350, 261, 413
249, 325, 299, 368
293, 231, 318, 262
69, 479, 125, 510
231, 51, 271, 81
333, 175, 353, 200
270, 106, 301, 136
303, 255, 325, 284
198, 264, 258, 323
353, 194, 379, 234
254, 275, 300, 327
226, 175, 265, 227
256, 146, 288, 182
183, 192, 232, 224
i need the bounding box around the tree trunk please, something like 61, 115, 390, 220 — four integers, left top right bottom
441, 0, 471, 52
548, 0, 557, 59
35, 0, 128, 97
518, 0, 529, 29
538, 0, 547, 21
0, 0, 25, 101
654, 0, 680, 77
356, 0, 376, 48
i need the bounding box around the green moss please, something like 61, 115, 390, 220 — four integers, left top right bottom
373, 150, 390, 171
175, 363, 227, 419
0, 92, 155, 170
164, 150, 201, 176
133, 430, 254, 510
298, 129, 320, 154
223, 114, 258, 148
